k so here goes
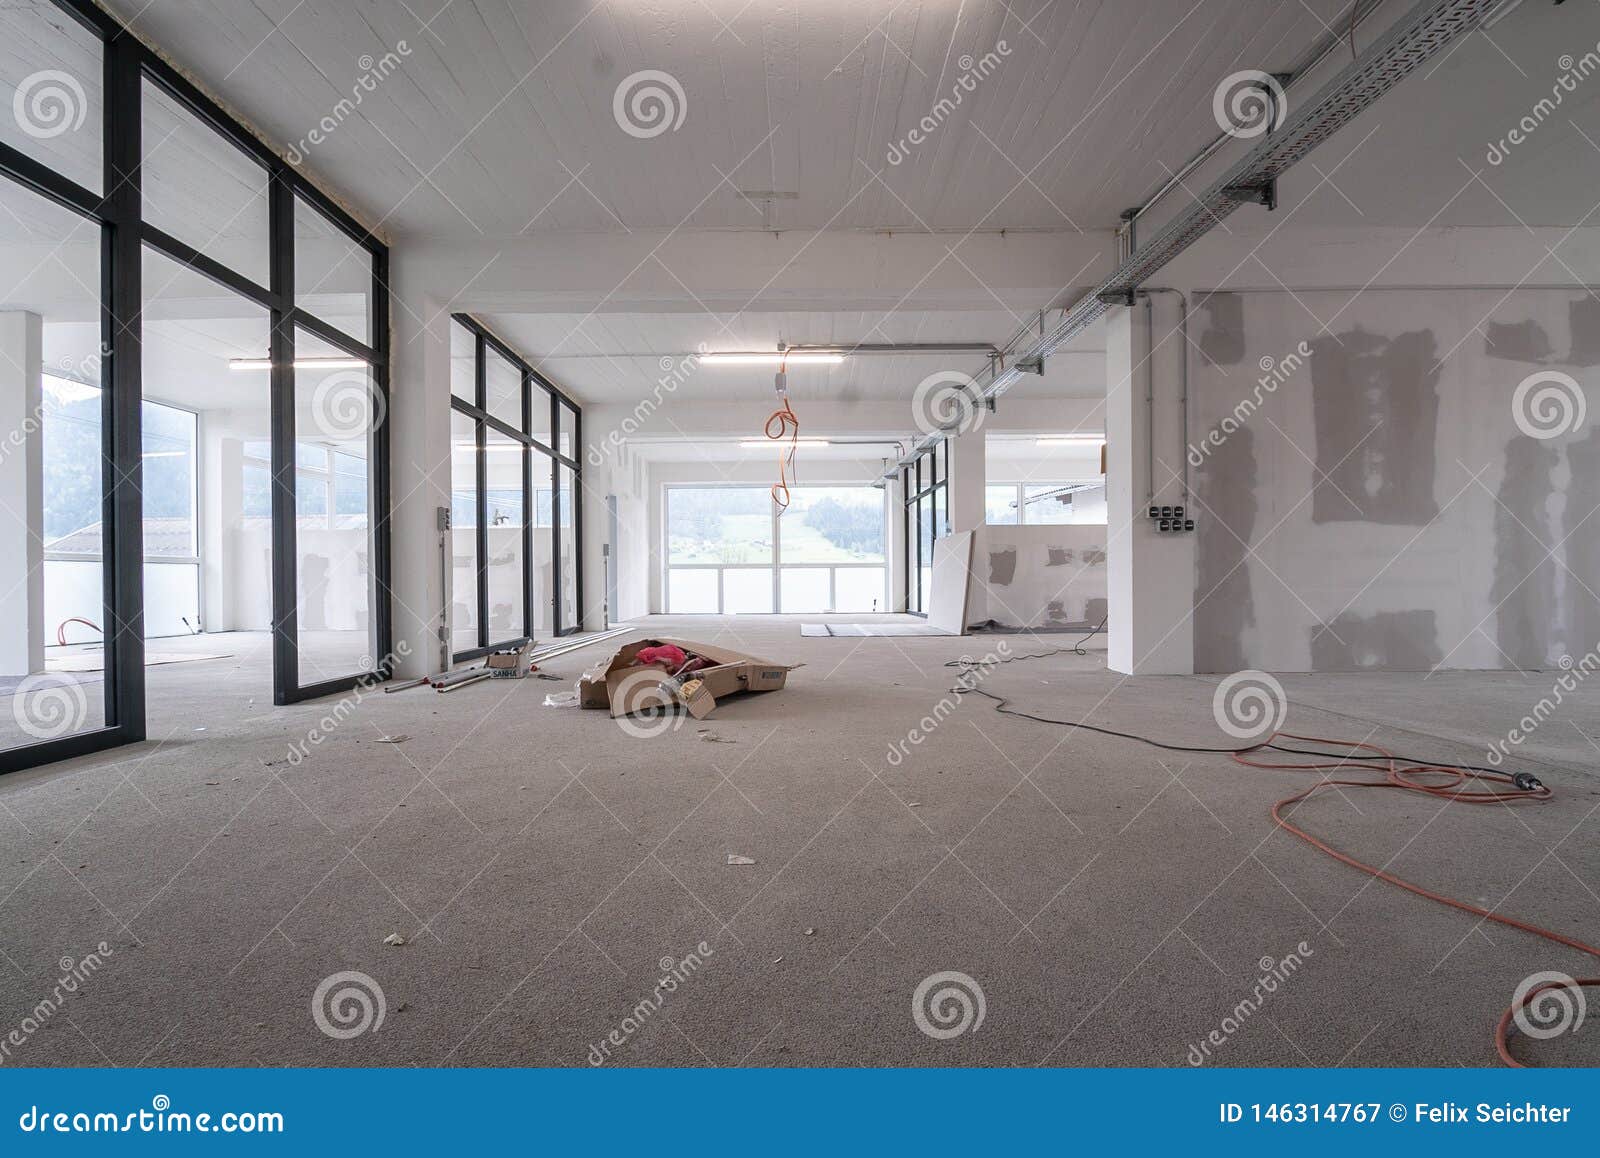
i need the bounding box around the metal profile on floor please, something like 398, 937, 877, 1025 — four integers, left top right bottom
883, 0, 1506, 480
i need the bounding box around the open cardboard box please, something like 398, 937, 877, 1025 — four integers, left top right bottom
577, 637, 799, 720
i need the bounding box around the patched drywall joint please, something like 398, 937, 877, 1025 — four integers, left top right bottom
1484, 319, 1554, 363
1046, 547, 1072, 566
1493, 435, 1559, 668
1310, 610, 1443, 671
988, 548, 1017, 586
1196, 292, 1244, 366
1309, 328, 1440, 526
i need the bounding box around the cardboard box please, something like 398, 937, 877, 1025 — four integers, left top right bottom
577, 638, 799, 719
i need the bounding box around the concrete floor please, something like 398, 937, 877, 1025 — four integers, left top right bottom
1, 614, 1597, 1067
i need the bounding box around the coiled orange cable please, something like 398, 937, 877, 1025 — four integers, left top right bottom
765, 395, 800, 511
1233, 731, 1600, 1066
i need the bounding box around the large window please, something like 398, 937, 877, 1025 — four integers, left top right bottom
987, 481, 1108, 526
665, 485, 886, 613
903, 443, 947, 615
449, 315, 584, 659
0, 0, 390, 771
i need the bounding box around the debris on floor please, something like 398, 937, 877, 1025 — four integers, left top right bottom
383, 933, 407, 947
726, 854, 756, 866
804, 927, 815, 936
698, 729, 736, 743
374, 735, 410, 744
578, 637, 800, 724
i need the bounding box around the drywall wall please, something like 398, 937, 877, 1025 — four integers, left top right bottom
967, 524, 1107, 631
1189, 287, 1599, 673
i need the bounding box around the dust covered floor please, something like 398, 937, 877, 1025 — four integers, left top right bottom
1, 615, 1597, 1067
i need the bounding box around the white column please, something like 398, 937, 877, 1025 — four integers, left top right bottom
886, 469, 905, 612
1105, 298, 1194, 674
0, 311, 44, 676
945, 424, 986, 534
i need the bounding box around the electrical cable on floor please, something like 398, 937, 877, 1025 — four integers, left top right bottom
945, 653, 1600, 1067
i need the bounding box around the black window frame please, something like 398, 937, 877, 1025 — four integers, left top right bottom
449, 313, 584, 661
0, 0, 391, 773
903, 444, 945, 617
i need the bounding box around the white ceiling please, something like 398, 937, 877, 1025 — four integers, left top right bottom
100, 0, 1374, 238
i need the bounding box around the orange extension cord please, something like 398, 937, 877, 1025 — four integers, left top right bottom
1233, 731, 1600, 1066
765, 394, 800, 511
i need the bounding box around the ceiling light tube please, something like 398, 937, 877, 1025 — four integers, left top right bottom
1035, 435, 1104, 446
739, 439, 831, 449
701, 352, 844, 365
228, 357, 368, 371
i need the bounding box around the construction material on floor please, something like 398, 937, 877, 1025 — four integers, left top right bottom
48, 650, 233, 672
487, 641, 537, 678
577, 637, 798, 721
928, 530, 975, 635
800, 623, 951, 637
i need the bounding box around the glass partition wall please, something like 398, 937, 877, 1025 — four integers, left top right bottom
0, 0, 390, 772
902, 442, 946, 615
448, 315, 584, 662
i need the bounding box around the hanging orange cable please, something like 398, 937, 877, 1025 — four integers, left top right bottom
765, 358, 800, 511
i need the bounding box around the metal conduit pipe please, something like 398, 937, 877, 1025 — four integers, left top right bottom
882, 0, 1504, 482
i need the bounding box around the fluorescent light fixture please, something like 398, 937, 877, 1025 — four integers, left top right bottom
739, 439, 831, 449
228, 357, 368, 371
1036, 434, 1104, 446
701, 352, 844, 365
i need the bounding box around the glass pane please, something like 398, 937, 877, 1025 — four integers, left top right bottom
142, 245, 271, 659
0, 2, 103, 192
667, 487, 771, 564
557, 398, 577, 458
668, 569, 717, 614
450, 410, 478, 653
4, 179, 106, 745
986, 484, 1018, 524
295, 196, 371, 345
141, 401, 195, 556
780, 568, 830, 613
556, 462, 576, 630
723, 568, 773, 614
835, 567, 884, 613
142, 80, 269, 286
293, 329, 374, 681
531, 453, 553, 636
782, 487, 883, 563
1024, 484, 1076, 525
485, 432, 524, 641
485, 347, 520, 430
450, 320, 476, 405
529, 381, 552, 449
